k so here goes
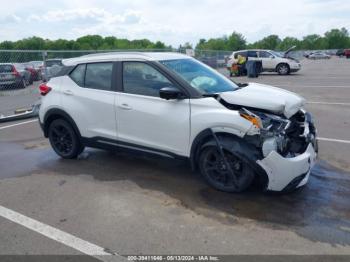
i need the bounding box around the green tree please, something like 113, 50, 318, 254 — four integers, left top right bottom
76, 35, 104, 50
227, 32, 246, 51
324, 28, 349, 49
277, 37, 300, 51
301, 34, 326, 50
252, 35, 281, 50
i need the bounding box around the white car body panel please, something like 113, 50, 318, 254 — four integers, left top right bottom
189, 97, 253, 150
115, 92, 190, 156
60, 76, 117, 140
38, 77, 63, 121
219, 83, 306, 118
257, 143, 317, 191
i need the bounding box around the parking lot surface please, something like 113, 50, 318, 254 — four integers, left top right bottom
0, 57, 350, 259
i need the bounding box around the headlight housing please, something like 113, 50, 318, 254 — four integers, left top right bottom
239, 108, 262, 129
239, 108, 289, 134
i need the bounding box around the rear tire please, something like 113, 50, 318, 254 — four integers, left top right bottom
48, 119, 84, 159
198, 146, 255, 192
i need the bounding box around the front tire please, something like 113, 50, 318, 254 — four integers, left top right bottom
48, 119, 84, 159
198, 146, 255, 192
276, 63, 290, 75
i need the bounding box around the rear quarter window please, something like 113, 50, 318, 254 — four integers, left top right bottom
69, 64, 86, 87
51, 65, 74, 78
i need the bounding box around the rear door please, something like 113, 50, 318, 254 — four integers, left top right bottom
61, 62, 117, 139
115, 61, 190, 156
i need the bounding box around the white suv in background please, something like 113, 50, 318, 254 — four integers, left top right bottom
227, 48, 301, 75
39, 52, 317, 193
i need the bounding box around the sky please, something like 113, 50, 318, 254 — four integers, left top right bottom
0, 0, 349, 47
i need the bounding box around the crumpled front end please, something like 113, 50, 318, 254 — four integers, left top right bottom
256, 110, 318, 191
258, 143, 316, 191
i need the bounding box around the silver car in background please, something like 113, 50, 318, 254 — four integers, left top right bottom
308, 52, 331, 60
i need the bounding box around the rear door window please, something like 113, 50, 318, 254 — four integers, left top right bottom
85, 63, 113, 91
69, 64, 86, 87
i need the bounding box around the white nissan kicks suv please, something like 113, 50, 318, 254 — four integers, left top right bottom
39, 52, 317, 193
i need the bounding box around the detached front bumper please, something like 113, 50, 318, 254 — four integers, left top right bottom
257, 143, 317, 191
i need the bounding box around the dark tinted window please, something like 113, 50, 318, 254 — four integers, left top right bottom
247, 51, 258, 57
259, 51, 272, 58
69, 64, 86, 86
85, 63, 113, 91
123, 62, 173, 97
0, 65, 13, 73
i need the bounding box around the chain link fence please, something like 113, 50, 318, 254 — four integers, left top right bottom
0, 48, 232, 122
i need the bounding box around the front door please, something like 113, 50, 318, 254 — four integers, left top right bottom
115, 61, 190, 157
258, 50, 275, 70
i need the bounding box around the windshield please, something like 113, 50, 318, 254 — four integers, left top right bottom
160, 58, 238, 94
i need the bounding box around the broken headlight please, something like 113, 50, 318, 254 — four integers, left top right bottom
240, 108, 289, 135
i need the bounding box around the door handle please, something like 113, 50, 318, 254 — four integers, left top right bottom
63, 90, 74, 96
118, 103, 132, 110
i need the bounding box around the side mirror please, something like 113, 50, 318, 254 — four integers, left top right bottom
159, 87, 185, 100
269, 55, 275, 59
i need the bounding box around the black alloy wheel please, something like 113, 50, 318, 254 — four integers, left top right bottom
48, 119, 84, 159
199, 146, 255, 192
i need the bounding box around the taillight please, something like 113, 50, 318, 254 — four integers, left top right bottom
12, 66, 20, 77
39, 83, 52, 96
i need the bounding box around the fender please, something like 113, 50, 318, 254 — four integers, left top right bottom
42, 108, 81, 139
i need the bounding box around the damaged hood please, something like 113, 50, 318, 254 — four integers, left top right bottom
219, 83, 306, 118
